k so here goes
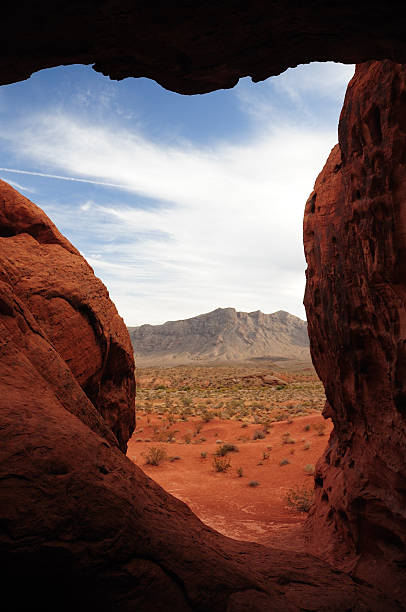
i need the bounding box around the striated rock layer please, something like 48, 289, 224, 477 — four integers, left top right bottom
0, 184, 401, 610
304, 61, 406, 598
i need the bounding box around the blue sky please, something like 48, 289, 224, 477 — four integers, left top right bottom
0, 62, 354, 326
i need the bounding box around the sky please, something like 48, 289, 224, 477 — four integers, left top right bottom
0, 62, 354, 326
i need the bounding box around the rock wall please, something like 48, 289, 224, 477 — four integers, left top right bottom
0, 180, 135, 451
304, 61, 406, 597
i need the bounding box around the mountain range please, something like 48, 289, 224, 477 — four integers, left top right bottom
128, 307, 310, 365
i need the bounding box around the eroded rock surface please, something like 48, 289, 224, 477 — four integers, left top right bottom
0, 180, 135, 451
304, 61, 406, 599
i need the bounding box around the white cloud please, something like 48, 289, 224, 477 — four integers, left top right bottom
0, 62, 353, 326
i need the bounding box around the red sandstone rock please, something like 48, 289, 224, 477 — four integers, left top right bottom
0, 180, 135, 451
304, 61, 406, 599
0, 180, 400, 610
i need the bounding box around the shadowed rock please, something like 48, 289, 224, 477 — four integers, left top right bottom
2, 2, 406, 93
304, 61, 406, 600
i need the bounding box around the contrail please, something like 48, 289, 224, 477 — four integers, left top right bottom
0, 167, 126, 189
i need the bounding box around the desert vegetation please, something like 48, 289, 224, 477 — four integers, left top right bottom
135, 363, 325, 425
128, 363, 331, 548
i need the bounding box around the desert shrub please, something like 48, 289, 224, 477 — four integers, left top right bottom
169, 456, 181, 462
304, 424, 311, 432
237, 467, 243, 477
279, 458, 290, 466
166, 430, 178, 442
304, 463, 315, 475
253, 430, 265, 440
200, 451, 207, 459
216, 443, 239, 456
303, 442, 311, 450
155, 385, 166, 390
282, 432, 295, 445
144, 446, 167, 466
286, 485, 314, 512
212, 456, 231, 472
194, 423, 203, 436
314, 422, 326, 436
249, 480, 260, 487
261, 418, 272, 433
262, 451, 270, 460
241, 423, 248, 428
183, 433, 192, 444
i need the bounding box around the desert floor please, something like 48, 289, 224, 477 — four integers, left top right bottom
127, 362, 331, 550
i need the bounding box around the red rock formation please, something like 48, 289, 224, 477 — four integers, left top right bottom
304, 61, 406, 598
0, 180, 135, 451
0, 182, 400, 610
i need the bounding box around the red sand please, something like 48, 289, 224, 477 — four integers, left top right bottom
127, 413, 332, 550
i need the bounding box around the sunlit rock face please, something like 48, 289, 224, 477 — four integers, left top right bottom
304, 61, 406, 598
3, 3, 406, 93
0, 180, 135, 451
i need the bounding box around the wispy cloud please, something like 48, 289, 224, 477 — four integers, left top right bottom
0, 62, 353, 325
0, 167, 126, 189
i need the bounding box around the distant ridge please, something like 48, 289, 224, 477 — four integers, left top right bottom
128, 307, 310, 365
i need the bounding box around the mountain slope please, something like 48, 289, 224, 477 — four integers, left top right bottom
128, 308, 310, 365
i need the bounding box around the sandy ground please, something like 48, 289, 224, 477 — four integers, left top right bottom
127, 412, 332, 550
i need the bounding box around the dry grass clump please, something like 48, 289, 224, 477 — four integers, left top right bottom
304, 463, 315, 475
281, 432, 295, 444
286, 484, 314, 512
144, 446, 167, 466
216, 443, 239, 456
213, 456, 231, 472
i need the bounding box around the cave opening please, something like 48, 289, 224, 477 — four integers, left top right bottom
0, 61, 353, 549
2, 5, 406, 608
